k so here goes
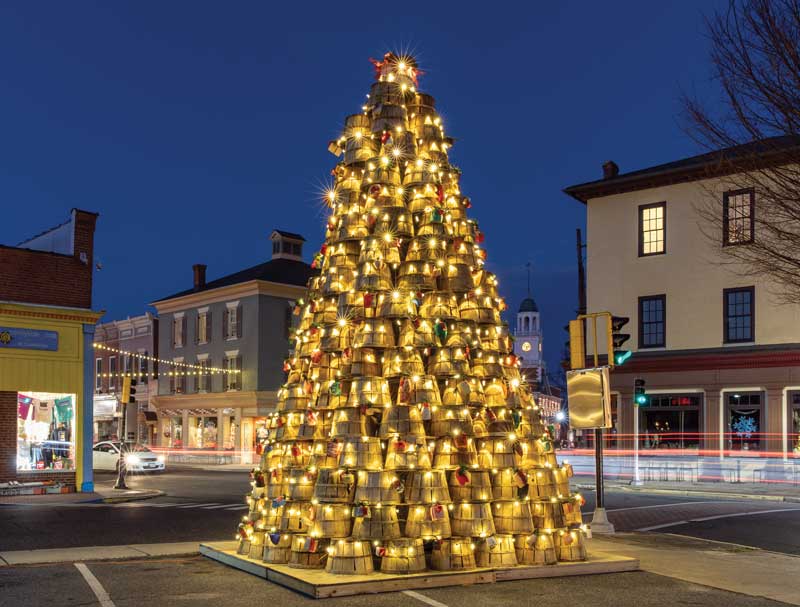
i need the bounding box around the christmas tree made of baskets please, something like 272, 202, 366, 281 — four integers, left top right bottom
236, 52, 587, 576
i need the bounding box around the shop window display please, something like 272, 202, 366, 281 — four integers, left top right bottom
17, 392, 76, 471
727, 392, 762, 451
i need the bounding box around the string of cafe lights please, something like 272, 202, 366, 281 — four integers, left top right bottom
92, 342, 240, 374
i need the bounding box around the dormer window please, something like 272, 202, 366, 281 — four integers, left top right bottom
270, 229, 306, 261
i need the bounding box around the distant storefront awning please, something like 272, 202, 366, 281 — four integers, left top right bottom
143, 411, 158, 422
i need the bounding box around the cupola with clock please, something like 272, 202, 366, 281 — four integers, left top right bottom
513, 265, 544, 384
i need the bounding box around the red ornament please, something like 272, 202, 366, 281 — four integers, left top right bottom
430, 504, 445, 520
455, 466, 470, 486
310, 349, 323, 364
462, 197, 472, 209
437, 184, 444, 203
363, 293, 375, 308
381, 131, 391, 144
369, 184, 382, 197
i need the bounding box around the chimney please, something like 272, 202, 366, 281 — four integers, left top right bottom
602, 160, 619, 179
193, 264, 207, 290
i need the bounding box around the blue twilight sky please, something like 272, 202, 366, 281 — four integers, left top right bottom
0, 1, 726, 374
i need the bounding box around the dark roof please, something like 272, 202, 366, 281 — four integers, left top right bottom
272, 230, 306, 241
519, 297, 538, 313
153, 258, 315, 303
564, 135, 800, 203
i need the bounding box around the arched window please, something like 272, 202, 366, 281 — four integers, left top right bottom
531, 317, 537, 331
523, 316, 530, 331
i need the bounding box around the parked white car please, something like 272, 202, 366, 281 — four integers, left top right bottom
92, 442, 166, 472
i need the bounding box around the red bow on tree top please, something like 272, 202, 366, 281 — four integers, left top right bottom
368, 53, 423, 86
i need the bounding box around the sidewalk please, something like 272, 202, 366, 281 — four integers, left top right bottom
0, 486, 163, 506
0, 541, 202, 566
590, 533, 800, 606
576, 476, 800, 502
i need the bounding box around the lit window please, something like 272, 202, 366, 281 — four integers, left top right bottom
723, 189, 754, 245
639, 202, 665, 256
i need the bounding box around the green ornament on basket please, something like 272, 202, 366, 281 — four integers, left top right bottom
330, 381, 342, 396
435, 321, 447, 342
512, 409, 522, 429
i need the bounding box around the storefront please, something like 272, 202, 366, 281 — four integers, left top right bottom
0, 303, 102, 492
639, 393, 702, 450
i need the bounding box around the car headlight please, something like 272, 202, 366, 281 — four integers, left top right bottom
157, 455, 166, 463
125, 454, 140, 465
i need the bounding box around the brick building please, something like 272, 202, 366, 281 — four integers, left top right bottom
0, 209, 102, 493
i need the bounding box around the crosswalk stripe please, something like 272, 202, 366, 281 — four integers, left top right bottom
149, 503, 182, 507
202, 503, 243, 509
225, 505, 249, 511
177, 503, 219, 508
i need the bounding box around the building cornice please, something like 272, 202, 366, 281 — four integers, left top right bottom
611, 344, 800, 373
0, 302, 104, 325
150, 390, 279, 409
151, 280, 305, 313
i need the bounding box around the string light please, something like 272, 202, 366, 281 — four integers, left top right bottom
92, 342, 239, 374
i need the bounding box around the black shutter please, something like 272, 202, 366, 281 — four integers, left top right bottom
236, 306, 243, 338
223, 309, 229, 339
206, 311, 212, 342
181, 316, 187, 347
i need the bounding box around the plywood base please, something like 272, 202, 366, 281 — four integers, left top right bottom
200, 541, 639, 599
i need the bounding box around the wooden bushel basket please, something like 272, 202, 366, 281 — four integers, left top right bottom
347, 376, 393, 407
513, 407, 547, 440
477, 437, 519, 470
265, 469, 286, 500
276, 384, 312, 412
418, 292, 460, 319
354, 260, 392, 292
355, 470, 406, 504
407, 375, 443, 406
552, 466, 572, 497
379, 405, 425, 438
280, 502, 312, 534
331, 407, 378, 438
444, 321, 479, 348
320, 323, 353, 353
554, 529, 587, 562
448, 468, 493, 502
405, 504, 452, 539
309, 351, 344, 383
427, 347, 471, 377
384, 436, 432, 470
405, 236, 447, 263
313, 468, 355, 503
475, 534, 517, 568
429, 537, 476, 571
317, 297, 341, 325
561, 499, 584, 527
382, 347, 425, 378
441, 263, 474, 293
429, 405, 474, 437
528, 468, 558, 500
319, 267, 355, 295
315, 381, 351, 410
349, 348, 381, 377
309, 439, 340, 469
368, 80, 404, 105
371, 207, 414, 239
531, 500, 565, 530
402, 162, 440, 187
432, 436, 478, 469
377, 292, 417, 319
247, 530, 265, 560
363, 158, 402, 186
285, 469, 317, 501
334, 213, 370, 242
351, 505, 402, 540
263, 533, 293, 564
381, 537, 426, 574
514, 533, 557, 566
415, 214, 450, 238
273, 413, 301, 441
325, 539, 375, 575
259, 504, 283, 531
310, 503, 353, 539
396, 261, 435, 291
481, 407, 516, 437
451, 502, 496, 538
398, 318, 437, 348
336, 290, 365, 321
458, 295, 500, 324
489, 468, 523, 501
289, 535, 330, 569
483, 381, 508, 407
470, 352, 503, 378
405, 469, 451, 504
339, 437, 384, 470
492, 501, 534, 535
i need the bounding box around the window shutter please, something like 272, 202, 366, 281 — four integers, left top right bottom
169, 373, 175, 394
195, 315, 200, 344
181, 316, 187, 347
206, 311, 212, 342
236, 355, 243, 390
223, 309, 229, 339
237, 306, 243, 338
223, 358, 229, 391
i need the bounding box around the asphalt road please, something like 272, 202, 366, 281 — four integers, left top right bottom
2, 466, 800, 554
1, 558, 791, 607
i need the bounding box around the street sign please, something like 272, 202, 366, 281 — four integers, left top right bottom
566, 366, 612, 429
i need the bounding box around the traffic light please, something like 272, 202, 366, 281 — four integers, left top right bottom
608, 315, 632, 366
121, 377, 137, 404
568, 319, 586, 370
634, 377, 647, 406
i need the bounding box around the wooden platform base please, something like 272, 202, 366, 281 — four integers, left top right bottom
200, 541, 639, 599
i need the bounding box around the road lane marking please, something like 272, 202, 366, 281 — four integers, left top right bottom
203, 503, 243, 509
636, 507, 800, 531
403, 590, 448, 607
605, 501, 724, 513
75, 563, 115, 607
225, 505, 248, 511
177, 503, 219, 508
148, 503, 182, 507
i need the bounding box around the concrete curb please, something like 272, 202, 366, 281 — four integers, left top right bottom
0, 541, 204, 566
575, 483, 793, 502
94, 490, 166, 504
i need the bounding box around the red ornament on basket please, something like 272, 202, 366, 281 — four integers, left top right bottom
475, 230, 485, 244
398, 377, 411, 403
514, 469, 528, 488
381, 131, 391, 144
462, 197, 472, 209
430, 504, 445, 521
291, 445, 301, 458
369, 183, 382, 197
437, 184, 444, 203
363, 293, 375, 308
306, 410, 318, 425
327, 440, 342, 458
420, 401, 431, 421
455, 465, 471, 486
310, 349, 323, 364
454, 433, 468, 449
375, 545, 387, 557
393, 439, 408, 453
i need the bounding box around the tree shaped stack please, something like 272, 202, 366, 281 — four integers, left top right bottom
236, 52, 588, 575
